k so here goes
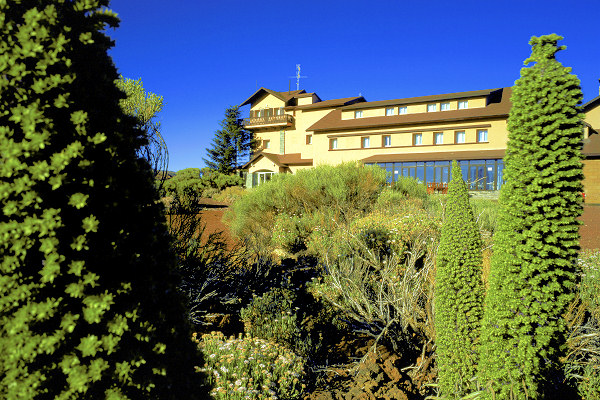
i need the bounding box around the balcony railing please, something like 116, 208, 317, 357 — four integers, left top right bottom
242, 114, 294, 128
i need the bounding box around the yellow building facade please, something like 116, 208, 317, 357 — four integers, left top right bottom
241, 87, 600, 203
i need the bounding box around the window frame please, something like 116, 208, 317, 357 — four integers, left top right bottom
440, 102, 450, 111
413, 133, 423, 146
306, 134, 312, 145
455, 130, 466, 144
434, 132, 444, 145
329, 138, 338, 150
385, 107, 395, 116
382, 135, 391, 147
477, 129, 488, 143
263, 139, 270, 149
458, 100, 469, 110
398, 106, 408, 115
427, 103, 437, 112
355, 110, 363, 118
361, 136, 370, 148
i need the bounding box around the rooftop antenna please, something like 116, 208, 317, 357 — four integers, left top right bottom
289, 64, 307, 91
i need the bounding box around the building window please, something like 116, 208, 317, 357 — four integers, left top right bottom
277, 107, 284, 115
262, 139, 270, 149
386, 107, 395, 116
306, 134, 312, 145
259, 109, 265, 117
355, 110, 363, 118
255, 171, 274, 186
441, 102, 450, 111
427, 104, 437, 112
477, 129, 488, 142
455, 131, 466, 144
399, 106, 407, 115
361, 137, 370, 148
329, 138, 338, 150
458, 100, 468, 109
383, 135, 391, 147
434, 132, 444, 145
413, 133, 423, 146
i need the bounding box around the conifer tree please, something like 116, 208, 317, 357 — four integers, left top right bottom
204, 105, 254, 173
434, 160, 484, 398
479, 34, 584, 398
0, 1, 207, 399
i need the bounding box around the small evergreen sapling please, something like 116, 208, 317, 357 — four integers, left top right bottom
434, 160, 484, 398
479, 34, 584, 399
0, 1, 207, 399
204, 105, 254, 173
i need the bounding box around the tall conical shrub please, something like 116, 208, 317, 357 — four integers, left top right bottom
434, 160, 484, 398
0, 1, 207, 399
478, 34, 584, 399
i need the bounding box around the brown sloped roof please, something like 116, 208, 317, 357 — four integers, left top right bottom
583, 133, 600, 157
308, 88, 512, 132
362, 149, 506, 163
288, 96, 366, 111
240, 88, 306, 107
242, 152, 313, 169
342, 88, 502, 110
583, 95, 600, 112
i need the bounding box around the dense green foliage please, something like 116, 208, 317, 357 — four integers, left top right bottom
115, 76, 168, 183
204, 105, 254, 173
479, 34, 584, 398
434, 161, 484, 397
392, 176, 428, 202
240, 288, 302, 352
0, 2, 206, 398
162, 167, 242, 204
229, 162, 386, 254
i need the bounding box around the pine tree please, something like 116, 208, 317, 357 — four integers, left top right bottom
0, 1, 207, 399
204, 105, 254, 173
478, 34, 584, 399
434, 160, 484, 398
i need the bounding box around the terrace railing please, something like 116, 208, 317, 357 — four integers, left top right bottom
242, 114, 294, 127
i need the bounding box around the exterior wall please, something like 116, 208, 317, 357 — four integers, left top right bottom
585, 103, 600, 138
247, 155, 278, 174
251, 93, 285, 111
288, 164, 313, 173
281, 108, 333, 160
311, 119, 507, 166
297, 96, 314, 106
583, 159, 600, 204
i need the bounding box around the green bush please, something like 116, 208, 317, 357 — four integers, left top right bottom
308, 211, 440, 354
201, 168, 243, 191
164, 167, 204, 203
0, 1, 207, 398
229, 162, 386, 254
240, 288, 301, 352
392, 176, 428, 201
212, 186, 247, 204
195, 331, 306, 400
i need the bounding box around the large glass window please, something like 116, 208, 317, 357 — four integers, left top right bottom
372, 159, 504, 191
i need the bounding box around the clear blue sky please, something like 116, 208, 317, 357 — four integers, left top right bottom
107, 0, 600, 172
